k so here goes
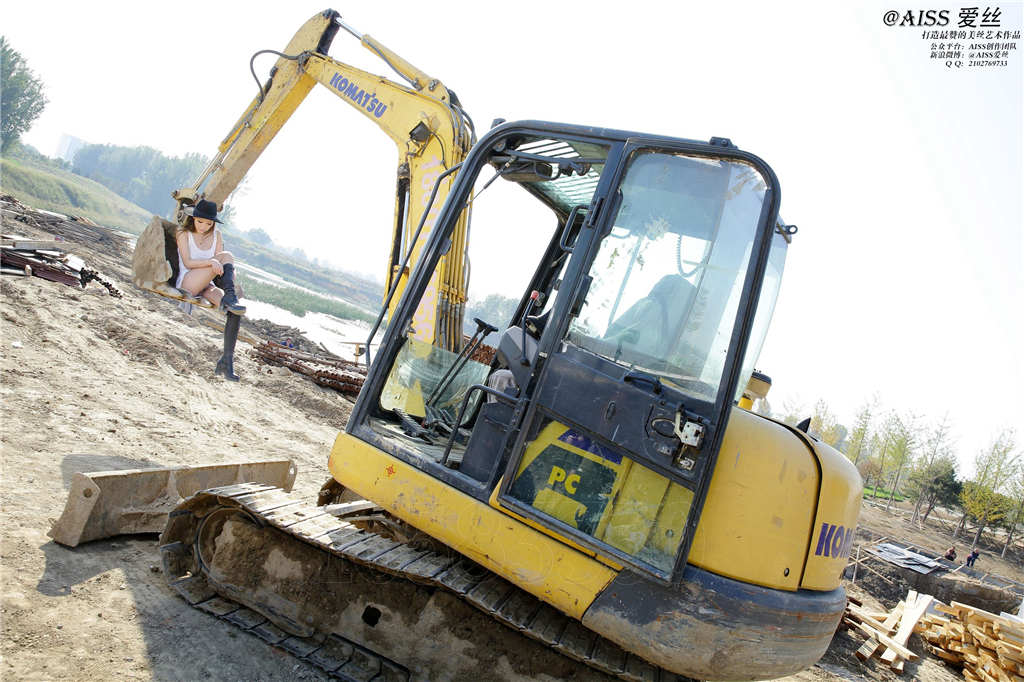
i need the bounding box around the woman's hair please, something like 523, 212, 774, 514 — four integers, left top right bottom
178, 215, 196, 233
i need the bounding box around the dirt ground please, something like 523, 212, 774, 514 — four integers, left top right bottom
0, 206, 1017, 680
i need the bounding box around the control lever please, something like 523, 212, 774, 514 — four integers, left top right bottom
425, 317, 498, 411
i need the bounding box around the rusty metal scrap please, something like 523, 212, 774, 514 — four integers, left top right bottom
1, 236, 122, 298
250, 341, 366, 396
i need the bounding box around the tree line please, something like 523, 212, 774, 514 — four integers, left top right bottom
1, 36, 47, 152
761, 396, 1021, 557
71, 144, 211, 219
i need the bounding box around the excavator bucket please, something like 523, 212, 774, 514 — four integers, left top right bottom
49, 459, 297, 547
131, 216, 213, 307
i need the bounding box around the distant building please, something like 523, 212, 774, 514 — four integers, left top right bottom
55, 134, 87, 164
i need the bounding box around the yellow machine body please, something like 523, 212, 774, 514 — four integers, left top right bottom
328, 404, 861, 679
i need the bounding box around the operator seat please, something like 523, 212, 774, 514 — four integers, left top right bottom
486, 310, 551, 402
603, 274, 696, 360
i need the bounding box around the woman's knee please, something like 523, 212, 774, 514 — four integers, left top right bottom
214, 251, 234, 264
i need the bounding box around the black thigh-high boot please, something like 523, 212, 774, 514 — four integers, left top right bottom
215, 313, 241, 381
219, 263, 246, 315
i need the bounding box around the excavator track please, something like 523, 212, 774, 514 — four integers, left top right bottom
159, 483, 691, 682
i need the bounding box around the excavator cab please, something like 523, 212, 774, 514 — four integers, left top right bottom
318, 122, 858, 680
346, 121, 782, 579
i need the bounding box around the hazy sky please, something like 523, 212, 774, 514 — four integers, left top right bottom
5, 1, 1021, 473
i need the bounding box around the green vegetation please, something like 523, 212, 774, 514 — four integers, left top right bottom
72, 143, 210, 219
0, 152, 152, 232
1, 37, 47, 151
237, 273, 375, 324
863, 486, 905, 502
463, 293, 519, 336
226, 236, 381, 312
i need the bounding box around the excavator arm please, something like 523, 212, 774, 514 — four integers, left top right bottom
140, 9, 475, 348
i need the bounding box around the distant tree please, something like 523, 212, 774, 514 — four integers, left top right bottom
1, 37, 48, 151
920, 464, 962, 523
464, 293, 519, 337
883, 412, 918, 511
242, 227, 274, 246
809, 399, 844, 447
845, 396, 878, 466
959, 429, 1020, 549
1000, 461, 1024, 558
72, 144, 207, 216
778, 397, 806, 428
909, 413, 956, 524
858, 458, 882, 493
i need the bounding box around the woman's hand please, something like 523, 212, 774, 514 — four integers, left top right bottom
210, 259, 224, 276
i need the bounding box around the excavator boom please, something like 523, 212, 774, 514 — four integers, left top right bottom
134, 9, 475, 349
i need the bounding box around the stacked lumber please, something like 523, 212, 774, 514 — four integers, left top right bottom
843, 590, 934, 673
916, 601, 1024, 681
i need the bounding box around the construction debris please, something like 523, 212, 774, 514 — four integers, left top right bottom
916, 601, 1024, 681
1, 194, 129, 250
843, 589, 933, 673
867, 542, 944, 574
2, 233, 122, 297
250, 341, 365, 396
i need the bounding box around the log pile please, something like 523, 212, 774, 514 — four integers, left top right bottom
250, 341, 365, 397
916, 601, 1024, 681
842, 590, 934, 673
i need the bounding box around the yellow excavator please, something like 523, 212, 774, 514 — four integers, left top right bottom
74, 10, 863, 681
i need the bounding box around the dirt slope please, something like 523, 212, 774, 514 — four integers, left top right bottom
1, 212, 346, 680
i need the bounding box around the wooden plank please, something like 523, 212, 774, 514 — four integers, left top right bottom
855, 636, 881, 662
882, 591, 934, 666
927, 644, 963, 663
844, 617, 918, 661
854, 601, 905, 661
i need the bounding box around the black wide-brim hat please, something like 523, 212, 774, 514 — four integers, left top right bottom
184, 199, 222, 224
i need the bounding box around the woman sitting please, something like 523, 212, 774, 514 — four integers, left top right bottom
176, 199, 246, 381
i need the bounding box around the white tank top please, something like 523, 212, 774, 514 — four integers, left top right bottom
176, 228, 219, 288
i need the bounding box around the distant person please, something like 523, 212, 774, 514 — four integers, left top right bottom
966, 549, 980, 567
176, 199, 246, 381
944, 546, 957, 562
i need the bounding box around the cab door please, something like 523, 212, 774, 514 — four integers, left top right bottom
496, 138, 781, 581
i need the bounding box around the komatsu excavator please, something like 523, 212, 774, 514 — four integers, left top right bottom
97, 10, 864, 681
